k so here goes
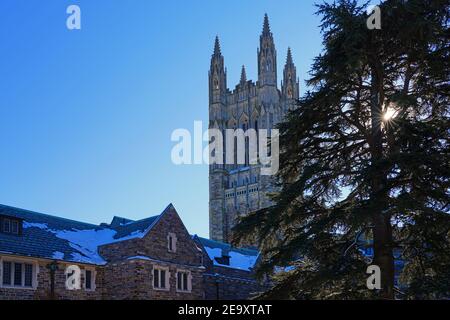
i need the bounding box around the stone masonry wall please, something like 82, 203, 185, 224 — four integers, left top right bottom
0, 257, 103, 300
99, 206, 205, 299
203, 265, 266, 300
103, 259, 203, 300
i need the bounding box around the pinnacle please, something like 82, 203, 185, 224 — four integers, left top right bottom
213, 35, 221, 56
286, 47, 293, 65
262, 14, 271, 36
240, 65, 247, 83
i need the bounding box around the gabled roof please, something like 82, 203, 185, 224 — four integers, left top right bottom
111, 215, 160, 240
194, 236, 259, 272
0, 204, 171, 265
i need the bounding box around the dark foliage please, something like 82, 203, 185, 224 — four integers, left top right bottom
233, 0, 450, 299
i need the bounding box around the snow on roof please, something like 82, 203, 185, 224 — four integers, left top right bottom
196, 237, 259, 271
52, 251, 65, 260
227, 251, 259, 271
0, 204, 170, 265
20, 220, 150, 265
1, 204, 260, 270
50, 227, 119, 265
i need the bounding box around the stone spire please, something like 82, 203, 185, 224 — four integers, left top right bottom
262, 13, 271, 36
213, 35, 221, 56
209, 36, 227, 104
286, 47, 293, 65
282, 47, 299, 100
258, 14, 277, 87
240, 65, 247, 84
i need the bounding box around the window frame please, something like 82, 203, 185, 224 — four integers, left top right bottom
152, 265, 170, 291
13, 262, 22, 286
176, 269, 192, 293
0, 256, 38, 290
83, 267, 96, 292
167, 233, 177, 253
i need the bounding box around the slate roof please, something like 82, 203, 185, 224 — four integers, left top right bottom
194, 236, 259, 271
0, 204, 164, 265
112, 216, 159, 239
0, 204, 260, 271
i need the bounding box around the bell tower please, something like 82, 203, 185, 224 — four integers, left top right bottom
209, 36, 227, 242
208, 15, 300, 244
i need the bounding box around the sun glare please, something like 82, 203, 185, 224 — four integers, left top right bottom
383, 107, 397, 121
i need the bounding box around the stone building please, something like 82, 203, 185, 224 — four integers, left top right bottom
194, 236, 266, 300
209, 14, 300, 243
0, 203, 262, 300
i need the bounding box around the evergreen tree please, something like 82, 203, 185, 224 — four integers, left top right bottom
233, 0, 449, 299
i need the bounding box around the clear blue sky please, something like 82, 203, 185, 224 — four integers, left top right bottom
0, 0, 323, 237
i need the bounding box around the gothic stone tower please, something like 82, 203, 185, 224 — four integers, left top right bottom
209, 14, 300, 244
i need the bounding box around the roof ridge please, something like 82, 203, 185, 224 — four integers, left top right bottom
112, 215, 134, 221
109, 204, 173, 241
130, 215, 160, 223
0, 204, 166, 231
0, 204, 100, 228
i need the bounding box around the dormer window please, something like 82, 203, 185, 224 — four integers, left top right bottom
0, 216, 22, 235
167, 233, 177, 253
11, 220, 19, 234
3, 219, 10, 233
215, 255, 230, 266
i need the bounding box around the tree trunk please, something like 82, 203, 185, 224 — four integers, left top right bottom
370, 63, 395, 299
373, 210, 395, 299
